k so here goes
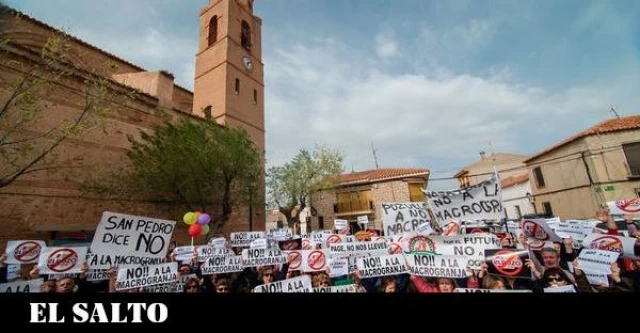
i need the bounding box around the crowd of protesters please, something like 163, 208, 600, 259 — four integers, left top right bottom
1, 209, 639, 293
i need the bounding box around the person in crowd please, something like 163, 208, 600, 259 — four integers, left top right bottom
183, 277, 202, 293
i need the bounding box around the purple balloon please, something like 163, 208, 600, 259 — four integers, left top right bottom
197, 213, 211, 225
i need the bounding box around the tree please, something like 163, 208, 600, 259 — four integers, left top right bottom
82, 118, 261, 236
266, 145, 344, 231
0, 8, 132, 189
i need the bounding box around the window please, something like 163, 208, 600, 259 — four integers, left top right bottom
318, 216, 324, 230
515, 205, 522, 219
409, 183, 426, 202
542, 201, 553, 216
235, 78, 240, 94
208, 16, 218, 47
276, 220, 283, 229
253, 89, 257, 104
241, 20, 252, 50
203, 105, 212, 120
623, 142, 640, 176
533, 167, 545, 188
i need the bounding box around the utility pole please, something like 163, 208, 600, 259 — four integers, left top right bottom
371, 142, 379, 169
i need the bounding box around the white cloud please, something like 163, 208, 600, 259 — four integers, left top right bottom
264, 36, 640, 191
374, 32, 399, 60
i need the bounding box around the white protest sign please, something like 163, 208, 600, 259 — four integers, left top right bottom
241, 248, 287, 267
387, 241, 404, 255
47, 273, 77, 280
329, 241, 388, 258
609, 198, 640, 214
286, 250, 303, 271
4, 240, 47, 264
38, 246, 87, 275
553, 222, 591, 248
345, 235, 357, 243
334, 219, 349, 230
197, 246, 231, 261
544, 285, 577, 293
253, 275, 312, 293
521, 219, 562, 242
327, 257, 349, 277
313, 285, 358, 293
86, 269, 110, 282
424, 177, 503, 222
405, 253, 467, 278
250, 238, 268, 250
301, 250, 328, 272
230, 232, 266, 247
144, 273, 195, 293
582, 233, 637, 259
454, 288, 532, 293
6, 264, 20, 280
356, 254, 407, 278
322, 234, 347, 248
0, 279, 43, 293
115, 262, 178, 290
173, 246, 195, 262
208, 237, 227, 248
577, 249, 619, 275
357, 215, 369, 226
404, 234, 500, 269
584, 271, 609, 287
381, 202, 432, 237
89, 211, 176, 269
201, 255, 244, 275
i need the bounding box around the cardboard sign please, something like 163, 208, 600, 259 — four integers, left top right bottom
0, 279, 43, 293
405, 234, 500, 269
230, 232, 266, 247
405, 253, 467, 278
381, 202, 432, 237
356, 254, 407, 278
576, 249, 619, 275
329, 241, 388, 258
521, 219, 562, 242
301, 250, 328, 272
424, 177, 503, 222
484, 249, 531, 279
38, 246, 88, 275
89, 211, 176, 269
582, 233, 638, 259
4, 240, 47, 264
253, 275, 312, 293
544, 285, 576, 293
241, 249, 287, 267
115, 262, 178, 291
201, 255, 244, 275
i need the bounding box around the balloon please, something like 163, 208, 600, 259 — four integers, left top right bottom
195, 211, 202, 220
183, 212, 196, 225
197, 213, 211, 225
188, 224, 203, 237
200, 225, 210, 236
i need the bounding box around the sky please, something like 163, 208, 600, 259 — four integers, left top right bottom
4, 0, 640, 190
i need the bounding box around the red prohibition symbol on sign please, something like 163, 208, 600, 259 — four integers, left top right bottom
444, 222, 459, 236
591, 236, 623, 254
388, 242, 402, 255
288, 251, 302, 270
14, 241, 42, 263
308, 250, 326, 270
522, 220, 549, 240
327, 235, 342, 244
302, 239, 312, 250
491, 250, 523, 276
616, 198, 640, 213
47, 248, 79, 273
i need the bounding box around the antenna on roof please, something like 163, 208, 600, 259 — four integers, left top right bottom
351, 163, 354, 173
371, 142, 379, 169
609, 106, 621, 119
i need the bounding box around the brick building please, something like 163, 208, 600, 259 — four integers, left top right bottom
0, 0, 265, 247
310, 168, 430, 232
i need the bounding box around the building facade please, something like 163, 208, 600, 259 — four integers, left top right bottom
500, 174, 535, 220
311, 168, 430, 232
524, 115, 640, 220
455, 152, 528, 187
0, 0, 265, 247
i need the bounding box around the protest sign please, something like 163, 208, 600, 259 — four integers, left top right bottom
356, 254, 406, 278
0, 279, 43, 293
405, 234, 500, 269
230, 232, 266, 247
329, 241, 388, 258
253, 275, 312, 293
582, 233, 638, 259
405, 253, 467, 278
201, 255, 244, 275
424, 177, 503, 222
4, 240, 46, 264
576, 249, 619, 275
241, 248, 287, 267
381, 202, 432, 237
89, 211, 176, 269
484, 249, 531, 279
115, 262, 178, 290
521, 219, 562, 242
38, 246, 87, 275
544, 285, 576, 293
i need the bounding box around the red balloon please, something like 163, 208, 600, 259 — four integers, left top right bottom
188, 224, 203, 237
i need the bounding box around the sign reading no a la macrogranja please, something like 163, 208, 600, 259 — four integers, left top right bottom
424, 177, 503, 222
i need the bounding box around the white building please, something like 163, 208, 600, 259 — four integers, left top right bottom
501, 174, 536, 220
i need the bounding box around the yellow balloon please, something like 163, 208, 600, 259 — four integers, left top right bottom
183, 212, 196, 225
